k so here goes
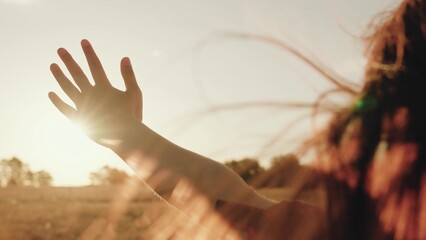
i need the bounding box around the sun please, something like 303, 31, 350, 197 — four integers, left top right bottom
41, 113, 94, 156
27, 111, 104, 185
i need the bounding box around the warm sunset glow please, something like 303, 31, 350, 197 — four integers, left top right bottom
44, 115, 91, 155
2, 0, 416, 239
0, 0, 393, 184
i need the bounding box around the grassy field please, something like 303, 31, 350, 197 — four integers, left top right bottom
0, 185, 168, 240
0, 185, 324, 240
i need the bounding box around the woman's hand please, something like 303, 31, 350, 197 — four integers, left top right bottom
49, 39, 143, 148
48, 40, 273, 211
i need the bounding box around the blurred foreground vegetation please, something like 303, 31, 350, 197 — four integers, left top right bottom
0, 185, 164, 240
0, 184, 324, 240
0, 155, 325, 239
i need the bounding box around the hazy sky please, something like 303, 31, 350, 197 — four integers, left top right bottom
0, 0, 398, 186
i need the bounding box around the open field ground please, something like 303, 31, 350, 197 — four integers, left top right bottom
0, 185, 324, 240
0, 186, 166, 240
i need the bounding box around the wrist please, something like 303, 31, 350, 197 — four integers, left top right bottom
111, 121, 172, 162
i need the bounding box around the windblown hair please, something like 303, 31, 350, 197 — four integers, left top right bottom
95, 2, 426, 239
316, 0, 426, 239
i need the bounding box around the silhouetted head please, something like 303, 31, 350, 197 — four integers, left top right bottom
321, 1, 426, 239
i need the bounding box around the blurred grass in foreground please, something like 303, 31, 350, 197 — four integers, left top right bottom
0, 185, 324, 240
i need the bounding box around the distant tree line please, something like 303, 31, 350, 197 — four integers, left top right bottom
225, 154, 319, 189
88, 155, 317, 189
225, 158, 265, 182
89, 165, 130, 186
0, 157, 53, 187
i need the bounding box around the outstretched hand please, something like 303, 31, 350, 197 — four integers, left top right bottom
49, 39, 143, 147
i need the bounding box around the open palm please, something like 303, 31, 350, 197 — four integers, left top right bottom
49, 40, 142, 147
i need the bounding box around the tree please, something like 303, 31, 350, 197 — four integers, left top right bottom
248, 154, 320, 189
0, 157, 28, 186
0, 157, 54, 187
33, 170, 54, 187
89, 165, 129, 185
224, 158, 265, 183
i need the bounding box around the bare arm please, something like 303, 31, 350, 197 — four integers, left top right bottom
49, 39, 274, 209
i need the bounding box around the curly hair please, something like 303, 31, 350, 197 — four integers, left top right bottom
317, 1, 426, 239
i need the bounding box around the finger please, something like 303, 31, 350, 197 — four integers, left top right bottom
120, 57, 140, 94
57, 48, 92, 91
121, 57, 143, 121
80, 39, 112, 87
50, 63, 80, 103
135, 97, 143, 122
48, 92, 77, 120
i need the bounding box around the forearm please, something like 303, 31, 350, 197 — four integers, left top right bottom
48, 40, 273, 209
112, 121, 274, 209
